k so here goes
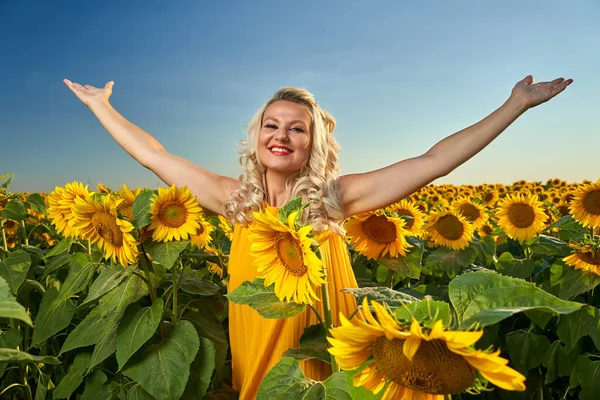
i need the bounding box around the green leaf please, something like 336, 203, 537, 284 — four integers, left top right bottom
277, 197, 303, 224
226, 278, 306, 319
472, 236, 497, 268
31, 288, 75, 345
132, 190, 156, 229
322, 372, 352, 400
0, 249, 31, 294
144, 240, 189, 270
80, 268, 128, 307
524, 309, 553, 329
543, 215, 587, 241
0, 276, 33, 326
341, 286, 420, 308
570, 354, 600, 392
529, 234, 571, 257
88, 323, 118, 371
449, 271, 583, 329
186, 311, 228, 375
505, 330, 551, 373
378, 236, 423, 279
560, 266, 600, 300
0, 173, 14, 189
42, 238, 73, 262
122, 321, 200, 400
34, 371, 54, 400
283, 324, 330, 364
182, 337, 215, 399
127, 386, 154, 400
0, 200, 26, 220
543, 340, 573, 384
25, 193, 46, 214
495, 252, 535, 279
179, 278, 220, 296
343, 368, 382, 400
395, 299, 451, 329
41, 252, 72, 278
423, 246, 477, 277
56, 253, 96, 302
80, 370, 113, 400
53, 352, 92, 399
557, 306, 600, 349
60, 274, 148, 354
116, 298, 164, 370
0, 348, 60, 364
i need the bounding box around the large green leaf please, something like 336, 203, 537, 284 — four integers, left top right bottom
80, 268, 128, 307
185, 311, 228, 375
144, 240, 189, 270
378, 236, 424, 279
0, 275, 33, 326
569, 354, 600, 394
0, 200, 26, 220
122, 320, 200, 400
256, 357, 351, 400
34, 371, 54, 400
395, 299, 451, 329
116, 298, 164, 370
25, 193, 46, 214
179, 277, 220, 296
226, 278, 306, 319
495, 252, 535, 279
341, 286, 420, 309
42, 238, 73, 263
559, 265, 600, 300
543, 340, 573, 384
277, 197, 303, 224
543, 215, 587, 241
56, 253, 96, 302
80, 370, 113, 400
528, 234, 571, 257
88, 323, 118, 371
283, 324, 330, 364
0, 348, 59, 364
53, 352, 92, 399
182, 337, 216, 399
0, 250, 31, 294
505, 330, 551, 373
557, 306, 600, 349
132, 190, 156, 229
422, 246, 477, 277
31, 287, 75, 345
472, 236, 497, 268
0, 329, 22, 377
449, 271, 583, 329
60, 274, 148, 354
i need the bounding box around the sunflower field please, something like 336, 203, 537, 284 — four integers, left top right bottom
1, 171, 600, 399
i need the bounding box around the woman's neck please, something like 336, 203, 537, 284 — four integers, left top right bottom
265, 170, 291, 207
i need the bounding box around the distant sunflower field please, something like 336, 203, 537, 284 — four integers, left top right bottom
1, 171, 600, 400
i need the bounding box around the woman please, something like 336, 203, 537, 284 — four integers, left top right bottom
63, 75, 572, 398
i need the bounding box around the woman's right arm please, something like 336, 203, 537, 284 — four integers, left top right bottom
63, 79, 239, 215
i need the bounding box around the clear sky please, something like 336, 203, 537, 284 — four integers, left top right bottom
1, 0, 598, 193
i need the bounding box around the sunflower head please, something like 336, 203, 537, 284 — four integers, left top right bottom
345, 211, 412, 260
116, 184, 143, 219
190, 216, 216, 249
451, 196, 488, 231
148, 184, 203, 242
425, 210, 474, 250
46, 182, 93, 237
248, 206, 325, 304
569, 179, 600, 229
495, 194, 547, 241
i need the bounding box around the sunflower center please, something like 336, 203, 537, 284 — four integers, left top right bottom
458, 204, 480, 222
4, 220, 16, 229
91, 212, 123, 246
434, 215, 464, 240
372, 337, 476, 395
196, 224, 204, 235
481, 225, 493, 235
507, 203, 535, 228
557, 205, 570, 217
158, 202, 188, 227
395, 210, 415, 229
363, 215, 397, 244
577, 250, 600, 266
583, 190, 600, 215
275, 232, 306, 276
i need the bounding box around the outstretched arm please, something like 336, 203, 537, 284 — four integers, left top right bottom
63, 79, 239, 215
338, 75, 573, 217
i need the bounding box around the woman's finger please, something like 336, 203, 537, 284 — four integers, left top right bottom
84, 84, 93, 89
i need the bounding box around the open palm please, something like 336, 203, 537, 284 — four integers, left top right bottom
511, 75, 573, 109
63, 79, 114, 108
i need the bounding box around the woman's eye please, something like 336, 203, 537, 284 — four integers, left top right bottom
264, 124, 277, 129
291, 127, 305, 133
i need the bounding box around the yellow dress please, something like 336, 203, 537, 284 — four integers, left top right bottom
227, 219, 360, 400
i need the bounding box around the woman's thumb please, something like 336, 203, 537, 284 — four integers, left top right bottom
105, 81, 114, 89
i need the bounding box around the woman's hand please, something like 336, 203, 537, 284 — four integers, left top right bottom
63, 79, 114, 108
510, 75, 573, 110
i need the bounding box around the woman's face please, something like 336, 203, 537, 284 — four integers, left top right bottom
257, 100, 312, 175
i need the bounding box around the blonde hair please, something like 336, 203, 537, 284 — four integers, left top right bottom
223, 87, 345, 235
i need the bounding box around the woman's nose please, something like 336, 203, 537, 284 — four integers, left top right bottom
274, 128, 289, 141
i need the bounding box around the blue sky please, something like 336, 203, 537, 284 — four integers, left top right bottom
1, 0, 598, 193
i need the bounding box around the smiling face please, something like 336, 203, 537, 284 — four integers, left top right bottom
257, 100, 313, 176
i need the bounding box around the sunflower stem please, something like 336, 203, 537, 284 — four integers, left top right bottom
87, 240, 92, 256
308, 304, 325, 327
171, 261, 180, 324
1, 219, 8, 251
316, 248, 339, 373
387, 268, 393, 289
138, 245, 164, 338
20, 220, 29, 246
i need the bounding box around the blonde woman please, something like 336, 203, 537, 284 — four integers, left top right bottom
64, 75, 572, 399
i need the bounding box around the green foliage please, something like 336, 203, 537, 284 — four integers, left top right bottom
226, 278, 306, 319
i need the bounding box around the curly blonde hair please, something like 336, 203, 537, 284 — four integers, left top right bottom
223, 87, 345, 235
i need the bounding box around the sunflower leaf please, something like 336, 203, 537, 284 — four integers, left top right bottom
182, 337, 215, 399
0, 276, 32, 326
25, 193, 46, 214
559, 266, 600, 300
495, 252, 536, 279
529, 234, 571, 257
278, 197, 304, 224
543, 215, 587, 241
341, 286, 420, 308
226, 278, 306, 319
0, 249, 31, 295
144, 240, 189, 270
52, 352, 92, 399
132, 190, 156, 229
378, 236, 423, 279
505, 330, 551, 373
0, 200, 26, 220
557, 306, 600, 349
422, 246, 477, 278
395, 299, 451, 329
0, 348, 60, 364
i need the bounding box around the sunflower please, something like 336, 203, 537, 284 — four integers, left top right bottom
116, 184, 143, 219
451, 197, 488, 231
425, 210, 474, 250
496, 194, 547, 241
2, 220, 18, 235
345, 211, 412, 260
569, 179, 600, 229
386, 199, 426, 237
207, 260, 223, 278
477, 223, 495, 238
328, 298, 526, 399
248, 207, 325, 304
6, 235, 16, 249
46, 182, 93, 237
72, 195, 139, 267
217, 214, 234, 241
563, 244, 600, 276
96, 183, 111, 194
190, 216, 215, 248
148, 185, 203, 242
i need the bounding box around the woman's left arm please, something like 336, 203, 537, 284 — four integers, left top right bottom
339, 75, 573, 217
